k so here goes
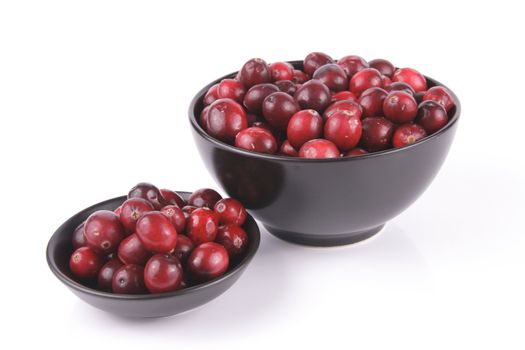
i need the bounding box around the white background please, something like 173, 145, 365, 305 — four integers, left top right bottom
1, 1, 524, 349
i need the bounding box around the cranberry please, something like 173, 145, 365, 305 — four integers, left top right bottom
392, 67, 427, 92
128, 182, 165, 210
214, 198, 247, 226
292, 69, 308, 84
299, 139, 340, 159
337, 55, 369, 77
361, 117, 395, 152
275, 80, 297, 96
117, 233, 151, 266
160, 205, 186, 233
324, 111, 362, 151
173, 234, 194, 263
235, 127, 278, 154
199, 105, 210, 129
186, 208, 219, 245
382, 75, 392, 88
69, 246, 104, 280
112, 264, 147, 294
269, 62, 293, 81
144, 254, 183, 293
72, 222, 86, 250
286, 109, 323, 149
243, 83, 279, 114
358, 87, 388, 118
216, 224, 248, 258
119, 198, 154, 233
84, 210, 124, 254
187, 242, 229, 283
346, 147, 368, 157
303, 52, 334, 76
188, 188, 222, 208
262, 92, 300, 130
206, 98, 248, 144
386, 81, 415, 96
279, 140, 299, 157
349, 68, 383, 97
393, 123, 427, 148
331, 91, 357, 103
369, 58, 395, 78
423, 86, 455, 112
217, 78, 246, 103
294, 80, 331, 113
136, 212, 178, 254
159, 188, 186, 208
312, 63, 348, 92
323, 99, 362, 120
203, 83, 219, 106
416, 100, 449, 134
238, 58, 272, 88
97, 258, 123, 292
383, 91, 418, 123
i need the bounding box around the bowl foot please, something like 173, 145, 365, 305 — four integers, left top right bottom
264, 224, 385, 247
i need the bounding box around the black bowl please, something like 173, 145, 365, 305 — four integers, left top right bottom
189, 61, 460, 247
46, 193, 260, 318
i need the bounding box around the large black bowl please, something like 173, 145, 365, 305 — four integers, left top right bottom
46, 193, 260, 318
189, 61, 460, 246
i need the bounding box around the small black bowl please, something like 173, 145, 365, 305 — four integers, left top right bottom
46, 192, 260, 318
189, 60, 460, 247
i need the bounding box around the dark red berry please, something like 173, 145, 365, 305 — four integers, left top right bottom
345, 148, 368, 157
112, 264, 147, 294
84, 210, 125, 254
72, 222, 86, 250
369, 59, 395, 78
186, 208, 219, 245
331, 91, 357, 103
383, 91, 418, 123
324, 111, 362, 151
188, 188, 222, 208
173, 234, 194, 263
393, 123, 427, 148
243, 83, 279, 114
349, 68, 383, 97
303, 52, 334, 76
312, 63, 348, 92
279, 140, 299, 157
206, 98, 248, 144
118, 233, 152, 266
292, 69, 308, 84
382, 75, 392, 88
160, 205, 186, 233
392, 68, 427, 92
299, 139, 340, 159
199, 105, 210, 129
203, 83, 219, 106
423, 86, 455, 112
69, 246, 104, 280
269, 62, 294, 81
159, 189, 186, 208
323, 99, 362, 120
144, 254, 183, 294
128, 182, 165, 210
136, 212, 178, 254
97, 258, 123, 292
275, 80, 297, 96
294, 80, 331, 113
287, 109, 323, 149
337, 55, 369, 77
214, 198, 247, 226
386, 81, 415, 96
238, 58, 272, 88
235, 127, 278, 154
262, 92, 300, 130
187, 242, 229, 283
359, 87, 388, 118
361, 117, 395, 152
416, 100, 449, 134
217, 78, 246, 103
119, 198, 154, 233
216, 224, 248, 258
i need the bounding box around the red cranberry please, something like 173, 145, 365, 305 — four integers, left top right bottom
275, 80, 297, 96
72, 222, 86, 250
186, 208, 219, 245
238, 58, 272, 88
159, 189, 186, 208
345, 148, 368, 157
292, 69, 308, 84
382, 75, 392, 88
324, 111, 362, 151
369, 58, 395, 78
286, 109, 323, 149
188, 188, 222, 208
217, 78, 246, 103
69, 246, 104, 280
392, 67, 427, 92
393, 123, 427, 148
128, 182, 165, 210
423, 86, 455, 112
214, 198, 247, 226
383, 91, 418, 123
160, 205, 186, 233
269, 62, 293, 81
84, 210, 124, 254
361, 117, 395, 152
359, 87, 388, 118
337, 55, 369, 77
216, 224, 248, 258
173, 234, 194, 263
279, 140, 299, 157
331, 91, 357, 103
187, 242, 229, 283
199, 105, 210, 129
303, 52, 334, 76
136, 212, 178, 254
235, 127, 278, 154
119, 198, 154, 233
299, 139, 340, 159
386, 81, 415, 96
294, 80, 331, 113
203, 83, 219, 106
349, 68, 383, 97
262, 92, 300, 130
118, 233, 152, 266
112, 264, 146, 294
416, 100, 448, 134
97, 258, 123, 291
323, 99, 362, 120
312, 63, 348, 92
206, 98, 248, 144
144, 254, 183, 293
243, 83, 279, 114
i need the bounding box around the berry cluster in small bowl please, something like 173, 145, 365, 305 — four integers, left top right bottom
198, 52, 456, 158
69, 183, 249, 294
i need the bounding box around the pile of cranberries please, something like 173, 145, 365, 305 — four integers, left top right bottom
69, 182, 249, 294
199, 53, 455, 158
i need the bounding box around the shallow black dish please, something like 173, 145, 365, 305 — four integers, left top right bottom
189, 60, 460, 247
46, 192, 260, 318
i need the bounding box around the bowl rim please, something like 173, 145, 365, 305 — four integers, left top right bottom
188, 59, 461, 162
46, 193, 261, 300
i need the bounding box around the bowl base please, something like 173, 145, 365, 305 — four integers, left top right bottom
264, 224, 385, 247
